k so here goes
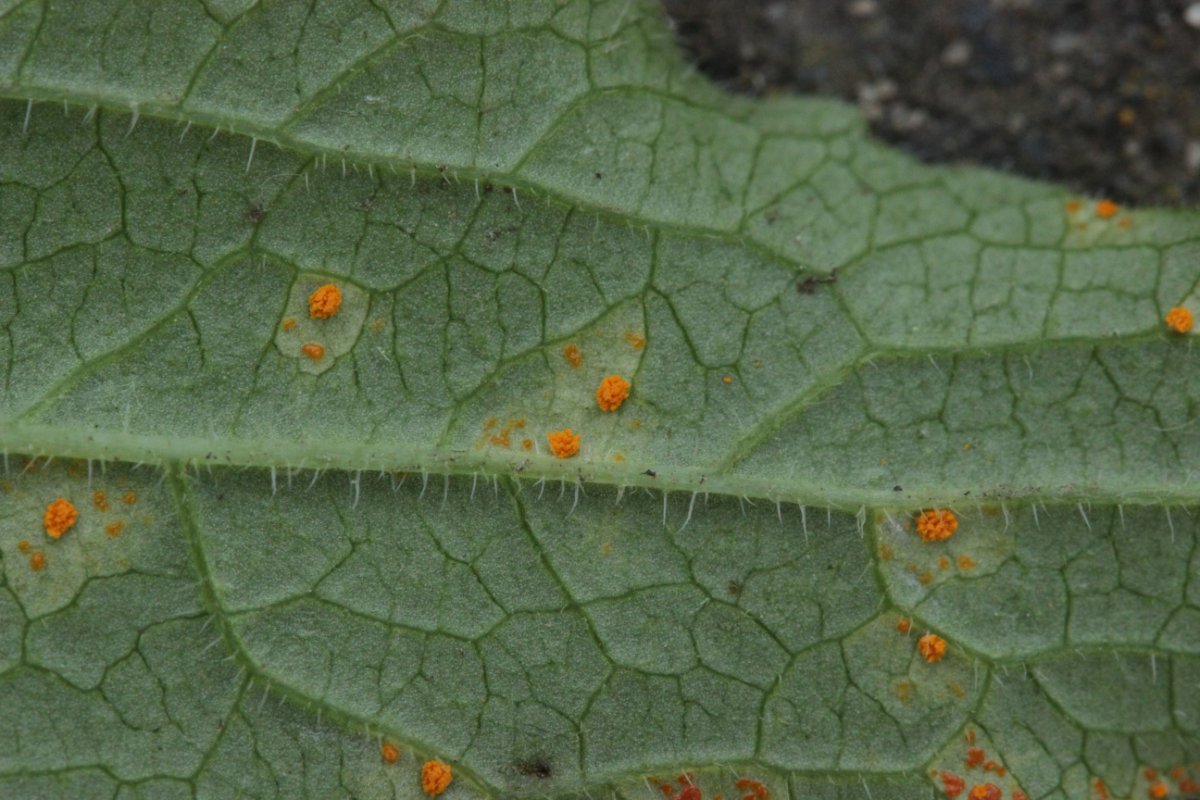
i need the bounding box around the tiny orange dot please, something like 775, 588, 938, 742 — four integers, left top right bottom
17, 539, 31, 553
547, 428, 580, 459
967, 785, 1000, 800
521, 438, 533, 451
722, 376, 732, 384
1165, 306, 1194, 334
121, 490, 137, 506
1064, 200, 1082, 215
624, 331, 645, 350
308, 284, 342, 319
421, 760, 452, 797
105, 520, 125, 538
915, 509, 958, 542
381, 742, 400, 764
957, 554, 977, 570
1096, 199, 1120, 219
43, 498, 78, 539
595, 374, 631, 412
281, 318, 297, 331
30, 551, 46, 571
896, 617, 912, 634
92, 490, 109, 511
563, 343, 583, 368
1148, 783, 1168, 800
918, 633, 947, 663
302, 342, 325, 360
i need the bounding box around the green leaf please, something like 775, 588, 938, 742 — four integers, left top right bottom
1, 1, 1198, 798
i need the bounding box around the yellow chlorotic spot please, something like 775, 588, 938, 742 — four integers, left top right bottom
1095, 199, 1120, 219
44, 498, 78, 539
308, 284, 343, 319
483, 417, 497, 430
938, 555, 951, 571
490, 429, 512, 448
381, 743, 400, 764
613, 453, 625, 462
918, 633, 947, 663
917, 571, 934, 586
915, 509, 958, 542
722, 376, 733, 384
370, 318, 386, 333
302, 342, 325, 360
121, 490, 137, 506
547, 428, 580, 459
30, 551, 46, 571
509, 418, 526, 429
624, 331, 645, 350
421, 759, 453, 797
1166, 306, 1194, 334
93, 490, 110, 511
105, 520, 125, 538
563, 343, 583, 368
595, 374, 631, 412
957, 554, 976, 570
281, 318, 297, 331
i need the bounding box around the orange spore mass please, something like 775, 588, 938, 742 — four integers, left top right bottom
44, 498, 78, 539
302, 343, 325, 360
915, 509, 958, 542
1166, 306, 1194, 334
308, 284, 343, 319
547, 428, 580, 459
918, 633, 947, 663
563, 343, 583, 367
940, 772, 966, 798
30, 552, 46, 571
968, 784, 1000, 800
1095, 199, 1120, 218
595, 374, 631, 412
380, 743, 399, 764
421, 760, 452, 796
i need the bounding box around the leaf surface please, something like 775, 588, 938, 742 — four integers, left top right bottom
0, 1, 1198, 798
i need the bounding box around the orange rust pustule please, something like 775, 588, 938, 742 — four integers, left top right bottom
967, 784, 1000, 800
308, 284, 343, 319
421, 760, 452, 797
93, 490, 110, 511
1166, 306, 1194, 334
965, 748, 985, 769
940, 772, 966, 798
105, 521, 125, 538
281, 318, 297, 331
595, 374, 631, 412
547, 429, 580, 459
44, 498, 78, 539
563, 343, 583, 368
302, 343, 325, 360
1095, 199, 1120, 219
918, 633, 947, 663
380, 743, 399, 764
915, 508, 958, 542
1148, 783, 1168, 799
896, 617, 912, 634
30, 551, 46, 571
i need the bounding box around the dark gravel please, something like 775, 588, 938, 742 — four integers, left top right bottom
663, 0, 1200, 206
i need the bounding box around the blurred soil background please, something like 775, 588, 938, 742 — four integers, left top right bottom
662, 0, 1200, 206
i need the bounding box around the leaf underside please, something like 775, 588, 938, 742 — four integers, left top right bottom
0, 1, 1198, 799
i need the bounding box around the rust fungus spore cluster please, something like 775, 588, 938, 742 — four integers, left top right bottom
915, 508, 958, 542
